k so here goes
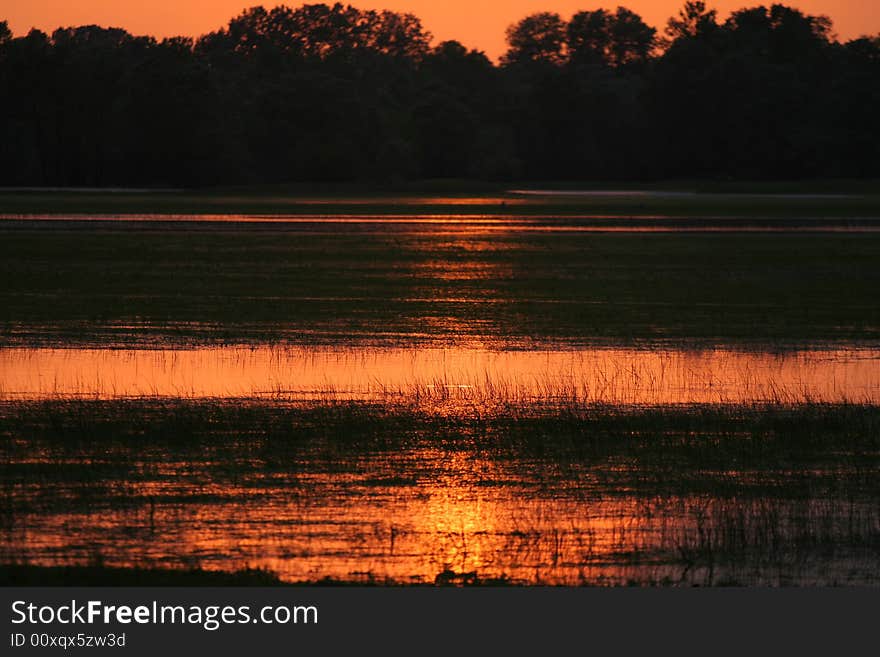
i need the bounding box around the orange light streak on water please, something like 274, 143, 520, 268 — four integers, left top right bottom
2, 346, 878, 405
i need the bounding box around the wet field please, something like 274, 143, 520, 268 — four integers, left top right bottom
1, 197, 879, 585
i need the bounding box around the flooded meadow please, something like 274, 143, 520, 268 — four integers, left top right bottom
1, 203, 879, 586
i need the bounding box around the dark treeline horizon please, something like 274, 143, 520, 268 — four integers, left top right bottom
1, 2, 878, 187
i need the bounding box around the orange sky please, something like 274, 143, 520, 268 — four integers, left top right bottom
2, 1, 878, 59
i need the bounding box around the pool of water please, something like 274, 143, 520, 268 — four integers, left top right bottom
2, 345, 879, 405
2, 214, 878, 586
4, 438, 877, 586
3, 214, 880, 231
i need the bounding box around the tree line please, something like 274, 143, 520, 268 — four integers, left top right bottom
1, 2, 877, 186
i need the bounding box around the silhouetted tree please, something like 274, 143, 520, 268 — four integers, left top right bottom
650, 3, 844, 178
568, 8, 656, 69
664, 1, 718, 42
502, 12, 567, 66
0, 3, 877, 185
3, 29, 56, 184
500, 7, 656, 180
830, 36, 880, 176
415, 41, 509, 178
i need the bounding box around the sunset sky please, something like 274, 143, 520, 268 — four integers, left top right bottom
1, 1, 878, 59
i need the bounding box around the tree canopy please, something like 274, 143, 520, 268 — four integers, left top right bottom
0, 3, 877, 186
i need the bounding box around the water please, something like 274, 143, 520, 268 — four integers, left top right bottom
4, 422, 877, 586
3, 343, 879, 585
4, 214, 880, 231
1, 345, 879, 404
2, 212, 879, 586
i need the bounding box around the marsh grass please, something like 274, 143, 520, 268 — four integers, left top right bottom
2, 398, 877, 486
2, 192, 879, 585
2, 225, 879, 346
2, 397, 878, 585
